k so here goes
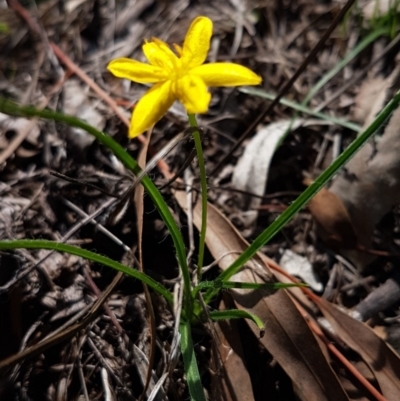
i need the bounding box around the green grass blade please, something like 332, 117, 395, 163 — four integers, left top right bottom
239, 87, 361, 131
0, 98, 192, 311
303, 26, 388, 105
180, 321, 207, 401
240, 29, 387, 159
195, 280, 306, 291
205, 90, 400, 300
281, 26, 388, 147
0, 239, 173, 303
209, 310, 265, 331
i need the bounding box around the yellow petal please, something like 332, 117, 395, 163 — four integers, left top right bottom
143, 39, 179, 71
107, 58, 167, 83
173, 75, 211, 114
173, 43, 183, 57
129, 81, 175, 138
191, 63, 262, 87
181, 16, 213, 69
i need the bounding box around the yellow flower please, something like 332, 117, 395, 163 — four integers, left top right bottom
107, 16, 262, 138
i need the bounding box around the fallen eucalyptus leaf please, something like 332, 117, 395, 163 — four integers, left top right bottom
231, 120, 304, 227
173, 189, 349, 401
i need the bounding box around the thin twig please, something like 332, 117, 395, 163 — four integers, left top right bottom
87, 335, 123, 385
77, 352, 90, 401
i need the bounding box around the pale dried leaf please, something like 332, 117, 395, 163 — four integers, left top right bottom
279, 249, 323, 292
0, 114, 41, 149
354, 75, 393, 128
63, 79, 105, 149
134, 130, 159, 400
231, 120, 304, 227
132, 345, 167, 401
362, 0, 400, 20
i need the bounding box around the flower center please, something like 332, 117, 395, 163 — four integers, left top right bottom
168, 59, 187, 81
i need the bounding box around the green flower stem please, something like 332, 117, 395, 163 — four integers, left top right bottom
204, 89, 400, 303
188, 113, 207, 278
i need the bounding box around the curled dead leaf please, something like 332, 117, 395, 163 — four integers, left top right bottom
305, 177, 358, 249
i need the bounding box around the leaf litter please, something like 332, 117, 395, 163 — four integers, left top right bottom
1, 0, 400, 400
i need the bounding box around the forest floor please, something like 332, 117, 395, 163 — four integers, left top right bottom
1, 0, 400, 400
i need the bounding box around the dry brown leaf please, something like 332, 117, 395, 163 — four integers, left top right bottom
210, 297, 255, 401
305, 179, 358, 249
173, 189, 349, 401
315, 297, 400, 401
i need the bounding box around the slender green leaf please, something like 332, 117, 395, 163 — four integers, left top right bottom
239, 87, 361, 131
195, 280, 306, 291
283, 27, 387, 146
0, 240, 173, 303
209, 309, 265, 331
205, 91, 400, 301
244, 27, 388, 152
0, 98, 192, 312
180, 321, 207, 401
304, 26, 388, 104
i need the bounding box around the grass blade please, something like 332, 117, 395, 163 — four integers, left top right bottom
211, 89, 400, 291
209, 309, 265, 331
304, 26, 388, 105
195, 280, 306, 291
0, 98, 192, 310
0, 239, 173, 303
180, 321, 207, 401
239, 87, 361, 131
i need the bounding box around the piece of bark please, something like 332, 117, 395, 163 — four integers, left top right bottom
355, 270, 400, 321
